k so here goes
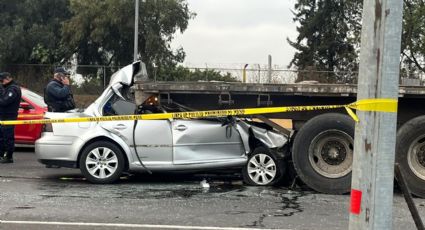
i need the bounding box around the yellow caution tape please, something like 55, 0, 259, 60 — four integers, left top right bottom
0, 98, 398, 126
345, 98, 398, 122
348, 98, 398, 113
344, 106, 359, 122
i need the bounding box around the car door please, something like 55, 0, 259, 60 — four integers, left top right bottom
100, 98, 173, 165
15, 99, 44, 144
172, 119, 245, 164
100, 119, 173, 165
133, 120, 173, 165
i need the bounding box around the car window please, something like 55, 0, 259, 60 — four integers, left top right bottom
111, 99, 136, 115
22, 88, 47, 107
103, 93, 137, 116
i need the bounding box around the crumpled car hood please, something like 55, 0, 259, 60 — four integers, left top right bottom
235, 120, 289, 154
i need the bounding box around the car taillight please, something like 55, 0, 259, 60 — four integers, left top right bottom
43, 123, 53, 132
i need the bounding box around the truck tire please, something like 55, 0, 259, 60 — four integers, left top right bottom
292, 113, 355, 194
396, 116, 425, 198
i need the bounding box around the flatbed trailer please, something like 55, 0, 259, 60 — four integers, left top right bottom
134, 81, 425, 197
135, 82, 425, 127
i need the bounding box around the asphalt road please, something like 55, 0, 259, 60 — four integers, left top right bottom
0, 149, 424, 230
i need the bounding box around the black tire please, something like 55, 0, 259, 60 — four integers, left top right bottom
292, 113, 355, 194
242, 147, 285, 186
396, 116, 425, 198
80, 141, 125, 184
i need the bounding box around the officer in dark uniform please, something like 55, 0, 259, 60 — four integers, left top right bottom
0, 72, 22, 163
44, 67, 75, 112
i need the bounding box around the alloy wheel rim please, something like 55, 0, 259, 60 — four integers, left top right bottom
408, 135, 425, 180
308, 130, 354, 178
247, 153, 277, 185
85, 147, 118, 179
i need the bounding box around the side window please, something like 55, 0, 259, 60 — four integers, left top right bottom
103, 94, 136, 116
111, 99, 136, 115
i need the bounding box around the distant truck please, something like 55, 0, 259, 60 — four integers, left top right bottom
134, 81, 425, 198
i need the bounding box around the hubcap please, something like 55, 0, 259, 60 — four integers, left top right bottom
85, 147, 118, 179
247, 153, 277, 185
321, 141, 347, 166
408, 135, 425, 180
308, 130, 353, 178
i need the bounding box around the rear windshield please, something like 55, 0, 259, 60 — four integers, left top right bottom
22, 88, 47, 107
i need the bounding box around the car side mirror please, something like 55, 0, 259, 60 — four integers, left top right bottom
20, 102, 32, 110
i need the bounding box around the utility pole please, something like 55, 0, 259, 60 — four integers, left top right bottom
349, 0, 403, 230
243, 64, 248, 83
267, 55, 272, 83
133, 0, 139, 62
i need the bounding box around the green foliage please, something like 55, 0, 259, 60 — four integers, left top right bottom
0, 0, 71, 66
289, 0, 425, 80
401, 0, 425, 76
288, 0, 360, 74
156, 66, 237, 82
0, 0, 195, 85
62, 0, 195, 78
72, 75, 104, 95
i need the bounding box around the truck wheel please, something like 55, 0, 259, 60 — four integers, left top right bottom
242, 147, 284, 186
396, 116, 425, 198
80, 141, 125, 184
292, 113, 355, 194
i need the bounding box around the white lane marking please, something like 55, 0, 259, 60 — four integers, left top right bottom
0, 220, 291, 230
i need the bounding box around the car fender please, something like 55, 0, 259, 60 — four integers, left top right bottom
72, 126, 135, 166
250, 126, 288, 149
235, 120, 289, 154
235, 121, 252, 154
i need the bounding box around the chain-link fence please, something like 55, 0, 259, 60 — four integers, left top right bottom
3, 64, 120, 108
4, 63, 425, 108
178, 63, 359, 84
179, 63, 425, 85
182, 67, 358, 84
3, 64, 125, 93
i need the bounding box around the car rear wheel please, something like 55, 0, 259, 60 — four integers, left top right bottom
242, 147, 284, 186
80, 141, 125, 184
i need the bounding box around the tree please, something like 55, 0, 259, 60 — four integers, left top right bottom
0, 0, 71, 66
400, 0, 425, 78
62, 0, 195, 79
288, 0, 361, 81
0, 0, 73, 94
289, 0, 425, 82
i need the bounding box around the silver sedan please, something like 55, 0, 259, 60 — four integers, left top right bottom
35, 62, 289, 185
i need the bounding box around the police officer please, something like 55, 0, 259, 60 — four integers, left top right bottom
44, 67, 75, 112
0, 72, 22, 163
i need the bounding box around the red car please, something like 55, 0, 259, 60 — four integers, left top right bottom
15, 88, 47, 145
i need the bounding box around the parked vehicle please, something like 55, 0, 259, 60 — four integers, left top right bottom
35, 62, 290, 185
16, 88, 47, 145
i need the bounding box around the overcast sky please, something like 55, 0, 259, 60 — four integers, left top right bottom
171, 0, 298, 68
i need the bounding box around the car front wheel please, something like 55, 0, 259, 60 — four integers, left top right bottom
80, 141, 125, 184
242, 147, 284, 186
